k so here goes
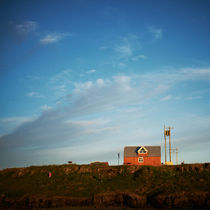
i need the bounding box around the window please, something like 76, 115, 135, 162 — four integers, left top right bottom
139, 148, 147, 154
138, 157, 144, 163
137, 146, 148, 154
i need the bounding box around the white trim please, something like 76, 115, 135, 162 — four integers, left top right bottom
137, 146, 148, 154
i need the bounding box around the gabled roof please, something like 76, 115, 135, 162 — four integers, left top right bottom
124, 146, 161, 157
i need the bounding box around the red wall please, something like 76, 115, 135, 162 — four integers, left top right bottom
124, 155, 161, 166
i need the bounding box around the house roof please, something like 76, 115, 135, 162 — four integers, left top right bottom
124, 146, 161, 157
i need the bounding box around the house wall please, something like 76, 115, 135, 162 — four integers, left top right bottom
124, 156, 161, 166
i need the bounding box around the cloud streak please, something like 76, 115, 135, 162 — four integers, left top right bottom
40, 32, 71, 44
148, 26, 163, 40
131, 54, 147, 61
0, 116, 36, 136
26, 91, 44, 98
86, 69, 96, 74
115, 45, 133, 58
1, 67, 210, 168
0, 75, 158, 150
15, 21, 38, 35
48, 70, 72, 97
114, 35, 141, 60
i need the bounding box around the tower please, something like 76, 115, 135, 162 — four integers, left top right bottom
164, 126, 174, 165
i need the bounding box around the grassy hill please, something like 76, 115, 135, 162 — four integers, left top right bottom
0, 163, 210, 209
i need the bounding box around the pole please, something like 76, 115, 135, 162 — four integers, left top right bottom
164, 125, 167, 164
169, 127, 171, 162
118, 153, 120, 165
176, 148, 178, 165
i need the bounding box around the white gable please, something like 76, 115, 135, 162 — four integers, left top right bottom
137, 146, 148, 154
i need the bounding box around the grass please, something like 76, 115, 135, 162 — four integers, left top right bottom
0, 164, 210, 200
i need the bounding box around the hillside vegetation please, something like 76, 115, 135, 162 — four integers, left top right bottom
0, 163, 210, 209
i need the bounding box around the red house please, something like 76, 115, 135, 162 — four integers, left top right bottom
124, 146, 161, 166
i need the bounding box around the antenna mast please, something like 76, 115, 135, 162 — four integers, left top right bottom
164, 125, 167, 163
164, 125, 174, 164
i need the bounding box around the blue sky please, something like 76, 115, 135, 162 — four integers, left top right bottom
0, 0, 210, 168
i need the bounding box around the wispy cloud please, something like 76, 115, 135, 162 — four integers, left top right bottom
26, 92, 44, 98
15, 21, 38, 35
26, 75, 40, 80
0, 74, 160, 152
114, 34, 141, 59
180, 68, 210, 80
48, 70, 72, 97
96, 78, 105, 87
131, 54, 147, 61
40, 105, 53, 111
99, 46, 109, 50
0, 116, 36, 136
118, 62, 126, 67
40, 32, 71, 44
86, 69, 96, 74
148, 26, 163, 40
160, 95, 172, 101
1, 67, 210, 168
74, 81, 94, 92
186, 96, 202, 100
140, 67, 210, 83
115, 45, 133, 58
0, 117, 35, 124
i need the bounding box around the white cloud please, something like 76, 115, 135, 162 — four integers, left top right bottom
148, 26, 163, 40
99, 46, 108, 50
139, 67, 210, 85
118, 62, 126, 67
160, 95, 172, 101
114, 75, 132, 91
40, 32, 71, 44
1, 67, 210, 168
65, 119, 101, 126
115, 45, 132, 58
186, 96, 202, 100
0, 117, 35, 124
132, 54, 147, 61
48, 70, 72, 96
15, 21, 38, 35
86, 69, 96, 74
26, 92, 44, 98
40, 105, 52, 111
96, 78, 105, 87
74, 81, 93, 92
0, 74, 161, 151
180, 68, 210, 80
26, 92, 37, 97
114, 34, 141, 59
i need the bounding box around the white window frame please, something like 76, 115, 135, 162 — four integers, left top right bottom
137, 146, 148, 154
139, 148, 147, 154
138, 157, 144, 163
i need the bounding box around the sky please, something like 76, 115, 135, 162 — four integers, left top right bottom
0, 0, 210, 169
